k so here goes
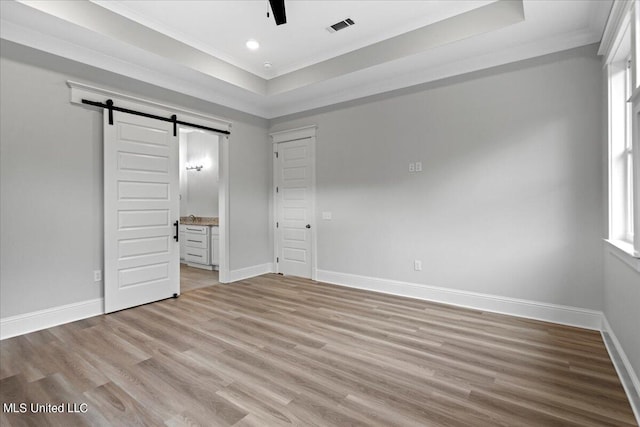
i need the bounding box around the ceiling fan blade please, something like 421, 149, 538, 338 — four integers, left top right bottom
269, 0, 287, 25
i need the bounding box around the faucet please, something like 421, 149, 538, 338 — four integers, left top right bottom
189, 214, 196, 222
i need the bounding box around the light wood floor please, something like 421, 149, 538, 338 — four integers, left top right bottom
180, 264, 219, 293
1, 274, 636, 426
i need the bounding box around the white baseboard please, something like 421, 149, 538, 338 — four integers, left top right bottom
0, 261, 275, 339
316, 270, 603, 330
228, 262, 274, 282
601, 316, 640, 424
0, 298, 104, 340
318, 270, 640, 422
185, 262, 215, 271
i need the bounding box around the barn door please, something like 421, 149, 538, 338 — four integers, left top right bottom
104, 110, 179, 313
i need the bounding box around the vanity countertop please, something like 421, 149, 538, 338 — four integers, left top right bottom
180, 216, 218, 226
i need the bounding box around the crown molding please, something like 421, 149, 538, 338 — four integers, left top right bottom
599, 0, 634, 61
1, 0, 611, 119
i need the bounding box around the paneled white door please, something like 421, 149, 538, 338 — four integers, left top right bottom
104, 110, 179, 313
275, 138, 314, 278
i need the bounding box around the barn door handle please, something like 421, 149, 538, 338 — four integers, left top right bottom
306, 224, 311, 229
174, 221, 179, 241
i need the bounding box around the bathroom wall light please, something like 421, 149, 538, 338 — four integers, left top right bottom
186, 157, 211, 171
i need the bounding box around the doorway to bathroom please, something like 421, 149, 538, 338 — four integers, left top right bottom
178, 128, 225, 292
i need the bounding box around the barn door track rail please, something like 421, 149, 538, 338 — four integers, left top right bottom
81, 98, 231, 136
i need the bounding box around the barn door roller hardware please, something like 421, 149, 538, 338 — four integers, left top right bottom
81, 98, 231, 136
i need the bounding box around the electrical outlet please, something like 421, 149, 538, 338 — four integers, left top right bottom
415, 161, 422, 172
94, 270, 102, 282
414, 260, 422, 271
322, 211, 332, 220
409, 162, 415, 172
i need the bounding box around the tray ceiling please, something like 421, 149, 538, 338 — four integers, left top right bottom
0, 0, 611, 118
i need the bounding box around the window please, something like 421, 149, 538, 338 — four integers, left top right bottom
624, 66, 634, 243
608, 56, 634, 244
621, 57, 633, 243
605, 4, 639, 257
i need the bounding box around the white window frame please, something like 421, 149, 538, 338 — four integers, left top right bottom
609, 55, 634, 244
602, 0, 640, 266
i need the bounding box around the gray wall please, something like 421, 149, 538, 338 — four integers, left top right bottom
183, 132, 220, 217
271, 44, 604, 310
0, 41, 271, 318
600, 40, 640, 386
603, 253, 640, 381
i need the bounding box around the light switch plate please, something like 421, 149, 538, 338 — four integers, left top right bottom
409, 163, 415, 172
415, 161, 422, 172
94, 270, 102, 282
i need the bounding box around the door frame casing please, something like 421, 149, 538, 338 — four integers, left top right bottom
270, 125, 318, 280
68, 81, 234, 306
217, 134, 231, 283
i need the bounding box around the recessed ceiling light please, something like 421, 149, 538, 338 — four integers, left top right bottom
246, 39, 260, 50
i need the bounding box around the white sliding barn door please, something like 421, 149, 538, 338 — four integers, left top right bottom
104, 110, 180, 313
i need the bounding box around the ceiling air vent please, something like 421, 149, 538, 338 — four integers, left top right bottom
327, 18, 355, 33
